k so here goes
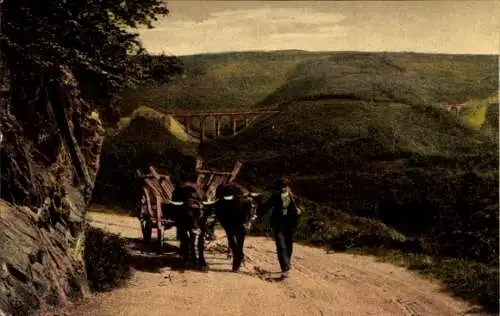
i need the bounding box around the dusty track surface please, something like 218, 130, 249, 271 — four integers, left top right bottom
70, 212, 482, 316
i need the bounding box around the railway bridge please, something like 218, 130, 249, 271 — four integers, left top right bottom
439, 100, 468, 114
156, 106, 280, 141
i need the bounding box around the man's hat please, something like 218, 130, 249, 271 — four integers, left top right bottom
276, 176, 291, 189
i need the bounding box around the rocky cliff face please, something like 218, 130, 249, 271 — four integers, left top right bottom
0, 59, 105, 315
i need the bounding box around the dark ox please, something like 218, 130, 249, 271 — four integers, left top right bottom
163, 184, 209, 270
203, 184, 262, 272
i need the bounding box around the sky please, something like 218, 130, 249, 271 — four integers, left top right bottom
136, 1, 500, 56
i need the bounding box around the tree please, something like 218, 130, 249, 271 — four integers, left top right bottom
1, 0, 178, 122
132, 53, 184, 86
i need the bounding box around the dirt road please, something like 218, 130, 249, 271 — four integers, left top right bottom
71, 212, 482, 316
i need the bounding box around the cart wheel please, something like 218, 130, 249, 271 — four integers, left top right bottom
141, 216, 152, 242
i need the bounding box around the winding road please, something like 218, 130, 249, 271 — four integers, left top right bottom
68, 212, 485, 316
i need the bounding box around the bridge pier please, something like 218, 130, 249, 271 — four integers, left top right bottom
216, 116, 221, 137
183, 117, 191, 134
200, 116, 206, 143
231, 114, 237, 135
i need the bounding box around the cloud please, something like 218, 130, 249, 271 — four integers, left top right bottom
137, 1, 499, 55
137, 7, 347, 55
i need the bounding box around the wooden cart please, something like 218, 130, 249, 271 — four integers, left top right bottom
137, 167, 176, 249
137, 158, 244, 250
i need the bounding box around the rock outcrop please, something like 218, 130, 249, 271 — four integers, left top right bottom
0, 58, 105, 315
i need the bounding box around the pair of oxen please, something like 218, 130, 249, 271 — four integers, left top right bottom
162, 183, 262, 272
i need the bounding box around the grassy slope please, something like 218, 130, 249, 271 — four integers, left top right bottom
259, 52, 497, 106
118, 106, 192, 142
203, 99, 497, 217
93, 115, 198, 208
118, 50, 329, 115
482, 101, 499, 138
458, 95, 499, 140
119, 51, 497, 114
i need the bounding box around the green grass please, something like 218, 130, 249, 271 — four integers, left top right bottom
118, 50, 330, 115
119, 106, 191, 142
481, 102, 499, 140
458, 95, 498, 128
348, 248, 499, 313
118, 51, 498, 115
203, 99, 495, 171
92, 114, 199, 208
457, 95, 499, 142
84, 225, 132, 292
258, 53, 497, 107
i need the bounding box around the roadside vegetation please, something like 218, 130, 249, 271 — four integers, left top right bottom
92, 114, 198, 208
120, 51, 497, 113
84, 226, 132, 292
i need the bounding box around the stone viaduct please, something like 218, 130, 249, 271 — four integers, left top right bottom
158, 106, 280, 141
440, 100, 468, 114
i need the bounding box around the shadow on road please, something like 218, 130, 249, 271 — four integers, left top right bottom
124, 237, 189, 273
124, 237, 236, 274
207, 267, 256, 278
253, 266, 287, 283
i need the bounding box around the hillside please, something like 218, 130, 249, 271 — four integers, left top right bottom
458, 95, 499, 138
118, 106, 194, 142
199, 74, 499, 264
117, 50, 321, 115
259, 53, 497, 107
202, 99, 497, 220
92, 114, 198, 208
118, 51, 498, 116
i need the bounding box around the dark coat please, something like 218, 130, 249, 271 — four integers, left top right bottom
258, 190, 300, 229
213, 184, 247, 227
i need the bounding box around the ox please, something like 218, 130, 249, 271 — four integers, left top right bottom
164, 182, 209, 271
203, 183, 262, 272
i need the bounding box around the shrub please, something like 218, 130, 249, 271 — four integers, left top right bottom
427, 259, 499, 313
84, 225, 132, 292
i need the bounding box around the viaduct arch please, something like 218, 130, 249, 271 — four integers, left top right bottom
155, 106, 280, 142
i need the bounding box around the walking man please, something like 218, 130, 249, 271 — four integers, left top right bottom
258, 176, 302, 278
